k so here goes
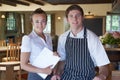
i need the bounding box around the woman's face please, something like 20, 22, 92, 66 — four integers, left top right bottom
67, 10, 84, 30
32, 13, 47, 34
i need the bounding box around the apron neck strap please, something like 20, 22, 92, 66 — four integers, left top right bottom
84, 27, 87, 38
67, 27, 87, 38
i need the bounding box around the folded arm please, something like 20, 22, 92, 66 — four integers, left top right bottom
93, 64, 110, 80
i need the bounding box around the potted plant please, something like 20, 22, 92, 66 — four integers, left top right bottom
101, 32, 120, 48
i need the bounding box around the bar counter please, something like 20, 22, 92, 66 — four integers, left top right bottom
105, 48, 120, 51
105, 48, 120, 62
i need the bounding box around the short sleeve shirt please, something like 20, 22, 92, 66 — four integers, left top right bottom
57, 28, 110, 67
21, 30, 53, 64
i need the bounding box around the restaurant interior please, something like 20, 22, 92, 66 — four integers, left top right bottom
0, 0, 120, 80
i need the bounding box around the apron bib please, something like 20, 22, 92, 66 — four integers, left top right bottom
61, 28, 95, 80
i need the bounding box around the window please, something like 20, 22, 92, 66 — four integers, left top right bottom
106, 14, 120, 32
6, 13, 16, 32
43, 14, 51, 33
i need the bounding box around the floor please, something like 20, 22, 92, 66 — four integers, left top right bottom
0, 70, 120, 80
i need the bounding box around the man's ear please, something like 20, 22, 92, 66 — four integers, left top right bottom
66, 17, 69, 23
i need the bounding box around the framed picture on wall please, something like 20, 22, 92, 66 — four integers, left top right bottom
83, 16, 106, 36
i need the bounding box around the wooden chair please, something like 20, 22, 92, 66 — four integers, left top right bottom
2, 43, 20, 62
0, 40, 6, 46
15, 37, 22, 46
0, 43, 21, 80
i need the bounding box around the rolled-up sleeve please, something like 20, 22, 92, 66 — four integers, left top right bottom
89, 36, 110, 67
21, 35, 31, 52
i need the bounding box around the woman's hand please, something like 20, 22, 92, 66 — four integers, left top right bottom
42, 65, 52, 75
51, 75, 60, 80
53, 52, 60, 57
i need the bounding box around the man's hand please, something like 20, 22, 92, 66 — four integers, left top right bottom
51, 75, 60, 80
93, 74, 106, 80
93, 64, 110, 80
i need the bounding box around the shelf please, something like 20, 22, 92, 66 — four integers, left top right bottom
105, 48, 120, 51
105, 48, 120, 62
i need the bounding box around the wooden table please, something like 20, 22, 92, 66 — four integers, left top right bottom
0, 61, 20, 80
0, 46, 7, 52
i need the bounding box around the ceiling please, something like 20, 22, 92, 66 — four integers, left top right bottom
0, 0, 114, 7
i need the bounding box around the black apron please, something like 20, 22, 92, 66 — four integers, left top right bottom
61, 28, 95, 80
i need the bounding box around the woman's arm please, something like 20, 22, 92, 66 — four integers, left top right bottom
51, 61, 65, 80
20, 52, 52, 75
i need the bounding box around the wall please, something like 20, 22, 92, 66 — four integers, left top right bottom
0, 4, 112, 36
0, 4, 112, 15
0, 13, 6, 39
54, 11, 65, 36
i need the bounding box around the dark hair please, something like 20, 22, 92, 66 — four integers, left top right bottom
30, 8, 47, 22
65, 5, 84, 18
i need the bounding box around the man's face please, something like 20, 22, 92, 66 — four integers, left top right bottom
67, 10, 83, 30
32, 13, 47, 34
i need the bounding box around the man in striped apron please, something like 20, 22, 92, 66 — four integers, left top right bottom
61, 28, 95, 80
51, 5, 110, 80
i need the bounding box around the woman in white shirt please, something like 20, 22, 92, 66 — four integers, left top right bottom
21, 8, 53, 80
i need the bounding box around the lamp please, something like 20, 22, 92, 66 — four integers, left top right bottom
85, 11, 94, 18
1, 14, 5, 18
57, 16, 61, 20
85, 11, 94, 16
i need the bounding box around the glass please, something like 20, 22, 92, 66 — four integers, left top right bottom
106, 14, 120, 32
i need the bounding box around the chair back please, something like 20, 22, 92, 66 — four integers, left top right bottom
0, 40, 6, 46
6, 43, 20, 61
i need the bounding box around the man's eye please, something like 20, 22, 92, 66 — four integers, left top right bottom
76, 14, 81, 17
69, 15, 73, 18
42, 21, 46, 23
35, 20, 39, 23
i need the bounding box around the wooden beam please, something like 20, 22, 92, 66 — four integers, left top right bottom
10, 0, 30, 6
25, 0, 44, 6
1, 0, 16, 6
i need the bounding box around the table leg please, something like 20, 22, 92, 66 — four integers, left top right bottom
6, 65, 14, 80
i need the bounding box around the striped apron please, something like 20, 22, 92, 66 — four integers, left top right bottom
61, 28, 95, 80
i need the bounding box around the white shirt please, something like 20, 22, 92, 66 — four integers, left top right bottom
57, 28, 110, 67
21, 30, 53, 64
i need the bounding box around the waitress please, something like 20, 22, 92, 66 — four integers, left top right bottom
51, 5, 110, 80
20, 8, 53, 80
